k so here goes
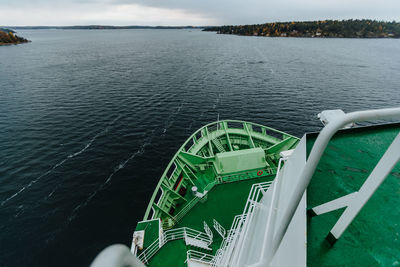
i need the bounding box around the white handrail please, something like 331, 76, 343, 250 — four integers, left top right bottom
269, 107, 400, 263
216, 214, 246, 262
204, 221, 213, 245
213, 219, 226, 238
246, 157, 286, 267
137, 227, 211, 264
172, 181, 216, 224
186, 250, 214, 264
214, 182, 272, 266
230, 182, 271, 264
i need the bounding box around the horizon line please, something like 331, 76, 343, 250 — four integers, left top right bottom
2, 18, 399, 28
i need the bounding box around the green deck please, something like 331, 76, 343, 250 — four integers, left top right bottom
148, 176, 272, 266
135, 120, 399, 266
135, 219, 160, 249
148, 240, 188, 267
177, 176, 271, 231
142, 120, 298, 227
306, 123, 400, 266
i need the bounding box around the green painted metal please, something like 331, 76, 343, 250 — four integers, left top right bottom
306, 123, 400, 266
134, 120, 298, 265
215, 147, 266, 174
135, 121, 399, 266
219, 167, 276, 183
141, 120, 299, 228
135, 219, 161, 250
147, 240, 187, 267
147, 177, 270, 267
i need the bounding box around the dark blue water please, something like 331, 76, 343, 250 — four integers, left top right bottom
0, 29, 399, 266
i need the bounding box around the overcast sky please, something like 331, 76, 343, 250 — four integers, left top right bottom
1, 0, 399, 26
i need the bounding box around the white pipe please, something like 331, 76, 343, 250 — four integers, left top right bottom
247, 158, 285, 267
260, 159, 283, 258
90, 244, 146, 267
268, 107, 400, 261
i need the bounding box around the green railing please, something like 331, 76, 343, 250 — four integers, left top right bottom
143, 120, 298, 223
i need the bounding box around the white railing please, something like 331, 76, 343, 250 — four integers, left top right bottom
186, 250, 214, 265
213, 219, 226, 238
211, 249, 223, 266
255, 155, 289, 263
228, 182, 274, 265
172, 197, 199, 223
214, 108, 400, 267
144, 119, 295, 221
269, 107, 400, 260
204, 221, 213, 245
220, 216, 243, 250
171, 181, 217, 225
173, 196, 199, 223
213, 182, 272, 266
137, 227, 210, 264
212, 215, 246, 266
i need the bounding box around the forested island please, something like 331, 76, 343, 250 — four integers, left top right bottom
203, 19, 400, 38
0, 28, 29, 45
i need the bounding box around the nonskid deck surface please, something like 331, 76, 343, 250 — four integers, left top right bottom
306, 123, 400, 266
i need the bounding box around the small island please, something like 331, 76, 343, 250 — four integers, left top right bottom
0, 28, 29, 45
203, 19, 400, 38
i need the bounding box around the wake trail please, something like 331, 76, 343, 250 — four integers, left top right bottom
213, 93, 223, 109
186, 109, 206, 133
1, 115, 122, 206
1, 158, 68, 206
68, 131, 155, 222
186, 93, 223, 133
254, 46, 274, 74
46, 185, 58, 199
161, 100, 185, 136
69, 116, 121, 158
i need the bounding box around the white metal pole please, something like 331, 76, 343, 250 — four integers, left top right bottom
328, 132, 400, 243
269, 107, 400, 260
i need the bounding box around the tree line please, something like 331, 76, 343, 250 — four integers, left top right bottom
0, 29, 29, 45
203, 19, 400, 38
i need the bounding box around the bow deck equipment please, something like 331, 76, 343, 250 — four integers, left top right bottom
90, 108, 400, 267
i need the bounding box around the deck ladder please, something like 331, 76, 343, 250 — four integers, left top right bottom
212, 138, 226, 153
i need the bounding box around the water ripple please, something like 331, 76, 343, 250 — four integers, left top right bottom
67, 130, 156, 222
1, 115, 121, 206
0, 29, 399, 267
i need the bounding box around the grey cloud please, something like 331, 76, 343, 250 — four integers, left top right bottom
98, 0, 400, 24
0, 0, 399, 25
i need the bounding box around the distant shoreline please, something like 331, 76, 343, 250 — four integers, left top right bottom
0, 42, 30, 46
3, 20, 400, 42
0, 28, 29, 45
203, 19, 400, 38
